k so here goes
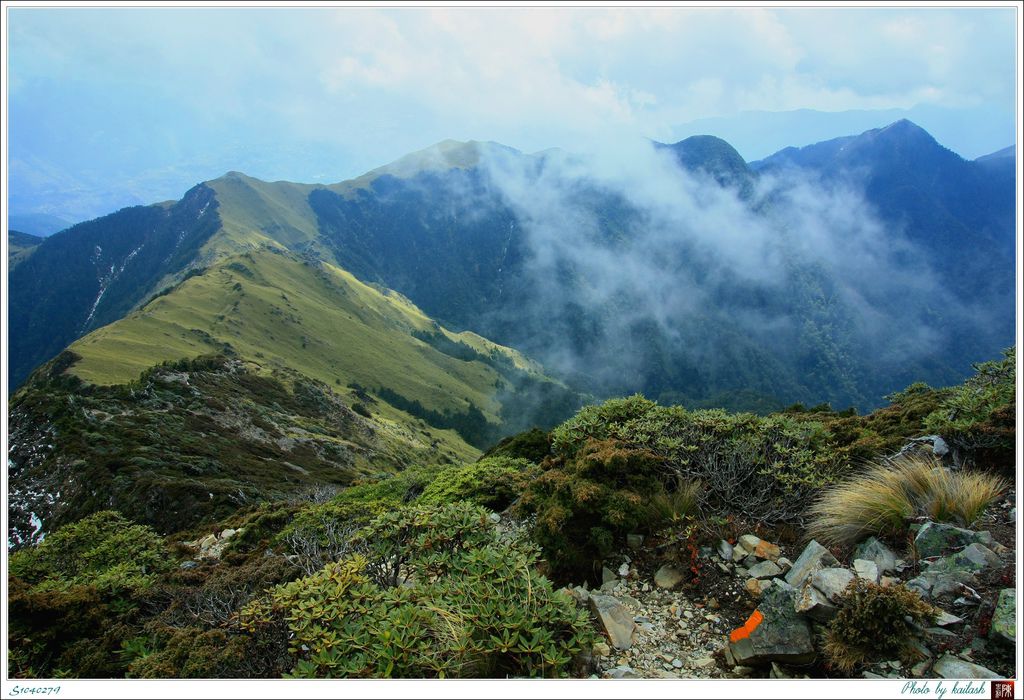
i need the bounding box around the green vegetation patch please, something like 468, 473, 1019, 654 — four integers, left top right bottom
240, 502, 593, 678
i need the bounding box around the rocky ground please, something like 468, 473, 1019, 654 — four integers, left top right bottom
570, 492, 1017, 680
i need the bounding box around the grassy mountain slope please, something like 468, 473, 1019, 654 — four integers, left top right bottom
68, 246, 529, 425
8, 230, 44, 268
8, 244, 580, 544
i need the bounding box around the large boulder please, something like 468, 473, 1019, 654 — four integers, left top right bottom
946, 543, 1002, 571
991, 589, 1016, 645
747, 560, 783, 580
853, 537, 897, 574
785, 540, 839, 587
794, 582, 837, 622
853, 559, 880, 583
728, 584, 815, 666
908, 542, 1001, 599
914, 521, 993, 559
589, 595, 636, 650
810, 568, 856, 602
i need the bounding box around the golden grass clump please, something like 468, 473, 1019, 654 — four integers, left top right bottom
645, 478, 702, 526
807, 454, 1007, 547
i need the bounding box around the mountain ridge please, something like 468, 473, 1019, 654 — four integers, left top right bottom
8, 120, 1016, 420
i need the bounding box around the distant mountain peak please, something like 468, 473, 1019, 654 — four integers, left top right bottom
976, 145, 1015, 162
656, 134, 752, 192
363, 139, 520, 182
872, 118, 938, 144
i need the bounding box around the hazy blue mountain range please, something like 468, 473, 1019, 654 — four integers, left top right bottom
8, 121, 1017, 418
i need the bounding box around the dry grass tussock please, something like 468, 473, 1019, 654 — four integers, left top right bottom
808, 454, 1007, 546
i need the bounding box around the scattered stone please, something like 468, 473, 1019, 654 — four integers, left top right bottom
930, 436, 949, 457
654, 565, 686, 590
991, 588, 1015, 645
220, 528, 237, 539
907, 558, 981, 600
853, 537, 897, 573
618, 562, 631, 578
691, 656, 715, 669
602, 567, 618, 585
619, 593, 642, 609
707, 597, 720, 609
738, 534, 762, 552
932, 654, 1002, 679
600, 580, 619, 593
776, 557, 793, 572
925, 627, 958, 641
853, 558, 879, 583
969, 637, 990, 654
198, 534, 217, 550
728, 584, 815, 666
785, 540, 839, 587
179, 560, 199, 570
738, 534, 781, 561
672, 658, 684, 669
735, 567, 749, 578
732, 665, 755, 677
627, 534, 644, 550
880, 576, 899, 587
745, 578, 773, 598
914, 521, 993, 559
862, 671, 888, 679
810, 568, 855, 602
732, 544, 749, 563
573, 586, 590, 604
589, 595, 637, 650
606, 665, 640, 679
593, 642, 611, 657
742, 554, 760, 569
934, 610, 964, 627
718, 540, 734, 561
488, 512, 501, 524
794, 582, 838, 622
747, 560, 782, 579
911, 659, 932, 678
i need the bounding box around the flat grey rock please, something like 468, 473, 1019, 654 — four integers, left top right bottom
589, 594, 636, 650
933, 654, 1002, 679
853, 536, 897, 573
810, 567, 855, 602
785, 540, 839, 588
747, 560, 783, 579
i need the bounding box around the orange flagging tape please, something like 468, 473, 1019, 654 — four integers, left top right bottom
729, 609, 764, 643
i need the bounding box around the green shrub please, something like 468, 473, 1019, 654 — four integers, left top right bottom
516, 439, 667, 581
418, 457, 539, 511
807, 454, 1007, 546
240, 502, 593, 678
482, 428, 553, 463
824, 579, 937, 672
276, 499, 390, 575
9, 511, 168, 594
549, 395, 845, 524
127, 626, 291, 679
924, 347, 1015, 470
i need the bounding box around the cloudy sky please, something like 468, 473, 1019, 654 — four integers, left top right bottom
6, 4, 1019, 223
